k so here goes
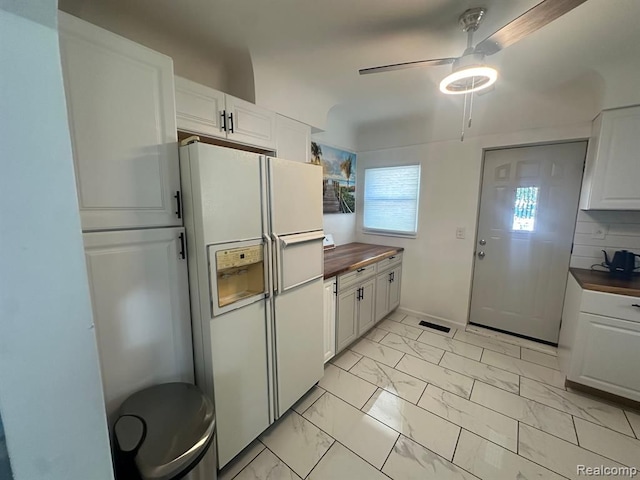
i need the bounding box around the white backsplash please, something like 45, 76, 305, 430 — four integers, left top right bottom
570, 210, 640, 270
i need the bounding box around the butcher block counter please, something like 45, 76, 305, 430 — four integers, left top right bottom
324, 242, 404, 279
570, 268, 640, 297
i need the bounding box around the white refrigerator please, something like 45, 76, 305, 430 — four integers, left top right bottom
180, 142, 325, 468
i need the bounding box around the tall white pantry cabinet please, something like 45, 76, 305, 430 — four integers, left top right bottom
58, 12, 194, 419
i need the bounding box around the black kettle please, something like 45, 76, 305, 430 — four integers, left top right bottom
602, 250, 639, 277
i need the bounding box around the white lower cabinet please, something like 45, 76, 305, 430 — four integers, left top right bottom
375, 264, 402, 322
335, 254, 402, 354
323, 277, 337, 363
83, 227, 194, 418
560, 274, 640, 401
571, 313, 640, 400
337, 287, 359, 353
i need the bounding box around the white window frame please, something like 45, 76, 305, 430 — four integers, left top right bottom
362, 164, 421, 238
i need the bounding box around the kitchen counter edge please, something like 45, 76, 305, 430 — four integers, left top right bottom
324, 242, 404, 279
570, 267, 640, 297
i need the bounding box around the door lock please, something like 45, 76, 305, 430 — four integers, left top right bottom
477, 251, 485, 258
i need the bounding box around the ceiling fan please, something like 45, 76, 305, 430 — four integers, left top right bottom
359, 0, 588, 95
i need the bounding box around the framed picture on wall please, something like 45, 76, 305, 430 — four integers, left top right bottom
310, 141, 356, 214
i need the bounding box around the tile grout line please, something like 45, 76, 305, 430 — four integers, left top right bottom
521, 421, 637, 472
299, 434, 336, 480
464, 379, 581, 446
220, 442, 265, 480
622, 410, 637, 439
379, 434, 400, 473
455, 427, 572, 480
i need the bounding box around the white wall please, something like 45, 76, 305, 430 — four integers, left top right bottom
0, 5, 114, 480
571, 211, 640, 270
355, 123, 591, 328
313, 107, 359, 246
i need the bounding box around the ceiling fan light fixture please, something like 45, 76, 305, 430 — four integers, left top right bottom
439, 65, 498, 95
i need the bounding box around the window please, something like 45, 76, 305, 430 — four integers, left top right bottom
363, 165, 421, 236
512, 186, 539, 231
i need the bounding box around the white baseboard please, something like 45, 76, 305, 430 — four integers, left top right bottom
397, 307, 467, 331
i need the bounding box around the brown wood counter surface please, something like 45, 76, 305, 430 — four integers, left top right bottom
570, 268, 640, 297
324, 242, 404, 279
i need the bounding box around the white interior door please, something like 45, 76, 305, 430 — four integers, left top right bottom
269, 157, 323, 235
470, 142, 586, 343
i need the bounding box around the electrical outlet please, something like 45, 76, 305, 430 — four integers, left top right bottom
456, 227, 466, 239
592, 225, 608, 240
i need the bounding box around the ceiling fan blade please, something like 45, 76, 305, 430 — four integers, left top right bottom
359, 57, 456, 75
475, 0, 588, 56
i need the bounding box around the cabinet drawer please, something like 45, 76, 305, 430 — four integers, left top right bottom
338, 263, 377, 290
377, 252, 402, 272
581, 289, 640, 323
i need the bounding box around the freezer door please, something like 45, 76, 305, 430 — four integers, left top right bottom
210, 300, 271, 467
268, 157, 323, 235
274, 277, 324, 416
182, 143, 263, 244
273, 231, 324, 294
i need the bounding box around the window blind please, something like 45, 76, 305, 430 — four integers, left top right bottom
363, 165, 420, 236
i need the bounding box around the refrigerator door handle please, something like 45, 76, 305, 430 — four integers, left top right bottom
280, 231, 326, 247
263, 235, 273, 298
272, 233, 283, 295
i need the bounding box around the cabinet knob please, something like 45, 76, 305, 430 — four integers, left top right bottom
477, 251, 485, 259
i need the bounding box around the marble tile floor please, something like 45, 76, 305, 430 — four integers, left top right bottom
219, 313, 640, 480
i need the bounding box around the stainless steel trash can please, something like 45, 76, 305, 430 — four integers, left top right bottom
114, 383, 215, 480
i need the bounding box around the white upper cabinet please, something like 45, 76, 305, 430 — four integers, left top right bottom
175, 76, 226, 139
174, 76, 276, 150
59, 12, 181, 231
226, 95, 276, 149
580, 105, 640, 210
276, 114, 311, 163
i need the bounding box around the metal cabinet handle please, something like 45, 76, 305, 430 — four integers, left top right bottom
220, 111, 227, 131
357, 268, 366, 273
228, 112, 235, 133
174, 191, 182, 219
632, 304, 640, 308
178, 232, 186, 260
477, 251, 485, 258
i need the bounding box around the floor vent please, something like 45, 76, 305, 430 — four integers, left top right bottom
418, 321, 451, 333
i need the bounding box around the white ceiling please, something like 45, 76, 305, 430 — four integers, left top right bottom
61, 0, 640, 135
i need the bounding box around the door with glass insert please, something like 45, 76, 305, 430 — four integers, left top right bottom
469, 142, 586, 343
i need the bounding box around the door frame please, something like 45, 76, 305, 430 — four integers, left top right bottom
466, 139, 588, 345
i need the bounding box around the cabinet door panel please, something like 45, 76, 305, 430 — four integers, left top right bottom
276, 114, 310, 163
337, 288, 358, 353
83, 228, 193, 418
588, 106, 640, 209
226, 95, 276, 149
358, 279, 376, 335
375, 272, 390, 322
59, 13, 180, 230
324, 279, 337, 362
571, 313, 640, 401
389, 265, 402, 311
175, 75, 226, 138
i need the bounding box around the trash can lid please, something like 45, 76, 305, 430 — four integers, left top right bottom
117, 383, 215, 480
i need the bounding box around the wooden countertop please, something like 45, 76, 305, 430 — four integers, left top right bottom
324, 242, 404, 279
570, 268, 640, 297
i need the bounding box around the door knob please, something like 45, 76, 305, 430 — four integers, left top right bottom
478, 251, 485, 258
479, 239, 486, 246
